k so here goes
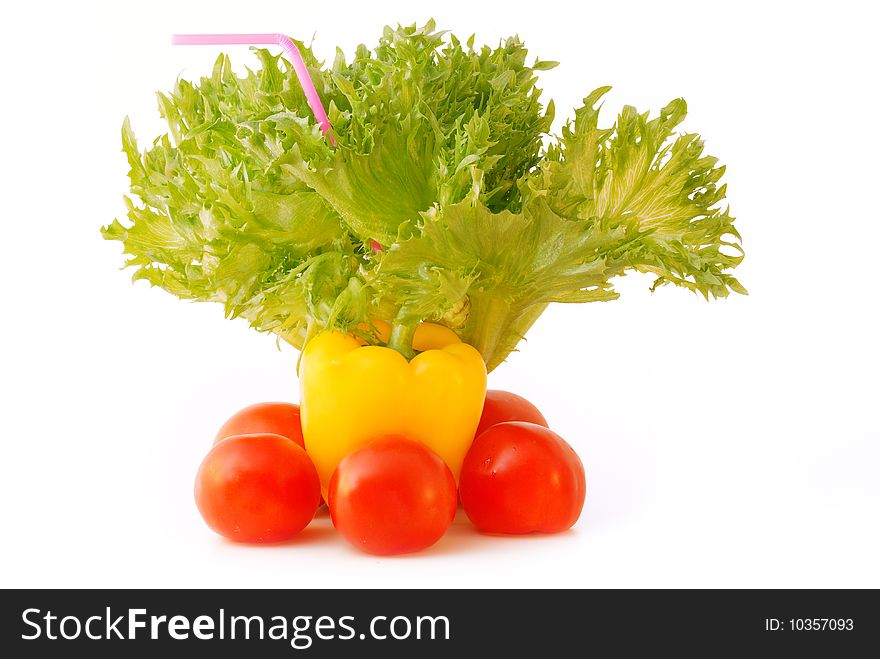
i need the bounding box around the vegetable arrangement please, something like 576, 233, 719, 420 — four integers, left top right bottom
198, 395, 582, 553
105, 21, 744, 555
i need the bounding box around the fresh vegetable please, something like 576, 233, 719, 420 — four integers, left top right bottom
195, 433, 321, 542
328, 436, 458, 555
103, 20, 744, 373
475, 390, 548, 438
299, 321, 486, 491
109, 19, 745, 551
460, 422, 586, 534
214, 402, 304, 446
214, 402, 325, 507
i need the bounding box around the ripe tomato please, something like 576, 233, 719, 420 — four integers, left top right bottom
460, 422, 586, 534
214, 402, 304, 447
475, 390, 548, 438
328, 436, 457, 556
195, 433, 320, 543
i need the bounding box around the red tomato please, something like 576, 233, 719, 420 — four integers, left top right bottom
195, 433, 320, 543
460, 422, 586, 534
215, 402, 325, 508
329, 436, 457, 556
475, 390, 548, 438
214, 402, 304, 447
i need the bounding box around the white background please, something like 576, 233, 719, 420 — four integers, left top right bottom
1, 0, 878, 588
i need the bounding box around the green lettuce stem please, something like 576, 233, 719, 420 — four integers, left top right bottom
464, 295, 511, 368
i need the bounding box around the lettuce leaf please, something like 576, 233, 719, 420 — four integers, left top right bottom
103, 20, 744, 370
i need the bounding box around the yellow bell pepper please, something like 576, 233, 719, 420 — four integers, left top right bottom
299, 322, 487, 493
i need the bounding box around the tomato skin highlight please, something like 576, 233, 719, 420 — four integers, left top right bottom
194, 433, 321, 543
214, 402, 304, 447
475, 390, 548, 439
460, 422, 586, 534
328, 436, 458, 556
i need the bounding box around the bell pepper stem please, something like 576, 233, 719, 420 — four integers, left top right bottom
387, 321, 417, 359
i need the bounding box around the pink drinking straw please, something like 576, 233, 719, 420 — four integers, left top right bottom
172, 33, 335, 144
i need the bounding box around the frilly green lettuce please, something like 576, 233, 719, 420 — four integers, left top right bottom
103, 20, 744, 371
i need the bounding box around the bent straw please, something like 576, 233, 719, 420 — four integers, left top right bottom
172, 33, 334, 144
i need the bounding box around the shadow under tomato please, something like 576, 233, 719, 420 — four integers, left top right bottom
212, 508, 580, 556
377, 510, 578, 559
